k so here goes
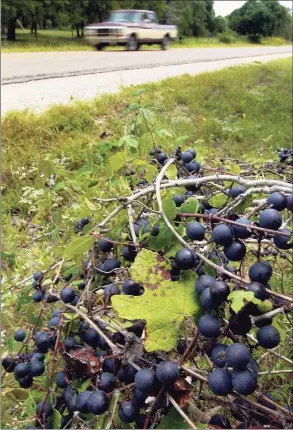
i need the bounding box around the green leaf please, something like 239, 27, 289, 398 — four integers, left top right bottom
52, 409, 62, 430
157, 129, 173, 138
80, 379, 91, 392
162, 199, 177, 221
78, 165, 92, 176
112, 249, 201, 352
84, 197, 97, 211
209, 193, 227, 208
52, 211, 62, 224
145, 164, 157, 183
124, 103, 138, 115
231, 164, 241, 175
272, 318, 285, 342
158, 406, 190, 429
227, 290, 273, 314
53, 182, 65, 192
175, 135, 189, 146
180, 197, 199, 214
148, 224, 177, 252
109, 151, 126, 171
165, 164, 178, 180
64, 236, 95, 259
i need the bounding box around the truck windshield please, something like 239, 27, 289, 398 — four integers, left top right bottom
108, 11, 140, 23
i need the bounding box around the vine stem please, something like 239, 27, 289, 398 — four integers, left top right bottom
155, 159, 292, 303
258, 369, 293, 375
181, 366, 292, 421
127, 203, 137, 244
252, 306, 289, 323
105, 390, 120, 429
178, 326, 198, 365
65, 304, 122, 355
37, 315, 63, 422
179, 212, 291, 238
13, 259, 62, 288
245, 331, 293, 365
91, 175, 291, 232
167, 394, 197, 429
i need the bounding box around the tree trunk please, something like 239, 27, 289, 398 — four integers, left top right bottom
81, 26, 84, 38
43, 19, 46, 30
76, 25, 80, 38
7, 18, 17, 41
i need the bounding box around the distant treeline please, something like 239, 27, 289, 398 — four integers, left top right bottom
2, 0, 292, 42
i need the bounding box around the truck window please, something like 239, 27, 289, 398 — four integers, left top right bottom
147, 12, 158, 24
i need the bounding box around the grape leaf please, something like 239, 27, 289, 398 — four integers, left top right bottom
162, 199, 177, 221
179, 197, 199, 214
52, 409, 62, 430
227, 290, 273, 314
165, 164, 178, 179
64, 236, 95, 259
209, 193, 227, 208
112, 249, 200, 352
158, 407, 190, 429
147, 224, 184, 253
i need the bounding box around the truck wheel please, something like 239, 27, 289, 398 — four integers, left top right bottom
95, 44, 104, 51
161, 36, 170, 50
127, 35, 139, 51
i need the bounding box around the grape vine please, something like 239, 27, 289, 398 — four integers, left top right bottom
2, 103, 293, 430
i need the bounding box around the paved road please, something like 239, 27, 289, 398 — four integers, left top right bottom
1, 47, 291, 114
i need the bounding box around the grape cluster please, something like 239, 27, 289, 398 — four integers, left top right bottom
2, 146, 292, 429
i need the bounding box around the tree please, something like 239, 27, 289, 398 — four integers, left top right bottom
1, 0, 25, 40
229, 0, 292, 42
205, 0, 215, 33
213, 16, 228, 34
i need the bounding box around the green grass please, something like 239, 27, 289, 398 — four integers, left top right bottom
2, 57, 292, 263
1, 28, 291, 52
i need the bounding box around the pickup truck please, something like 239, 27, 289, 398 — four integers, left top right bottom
85, 9, 178, 51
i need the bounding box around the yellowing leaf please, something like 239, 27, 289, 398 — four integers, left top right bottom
112, 249, 200, 352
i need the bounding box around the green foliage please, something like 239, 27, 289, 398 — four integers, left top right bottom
229, 0, 293, 41
112, 249, 200, 351
158, 407, 190, 429
179, 197, 199, 214
228, 290, 273, 314
218, 31, 237, 44
64, 236, 95, 259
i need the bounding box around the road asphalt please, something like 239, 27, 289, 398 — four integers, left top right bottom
1, 46, 291, 114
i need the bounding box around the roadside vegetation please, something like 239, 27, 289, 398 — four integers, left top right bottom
1, 58, 293, 429
2, 29, 290, 53
2, 0, 292, 52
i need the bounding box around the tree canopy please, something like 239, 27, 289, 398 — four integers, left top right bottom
1, 0, 292, 41
229, 0, 292, 41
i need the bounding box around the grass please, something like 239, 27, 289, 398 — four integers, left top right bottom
2, 56, 292, 265
1, 28, 291, 52
2, 57, 292, 253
